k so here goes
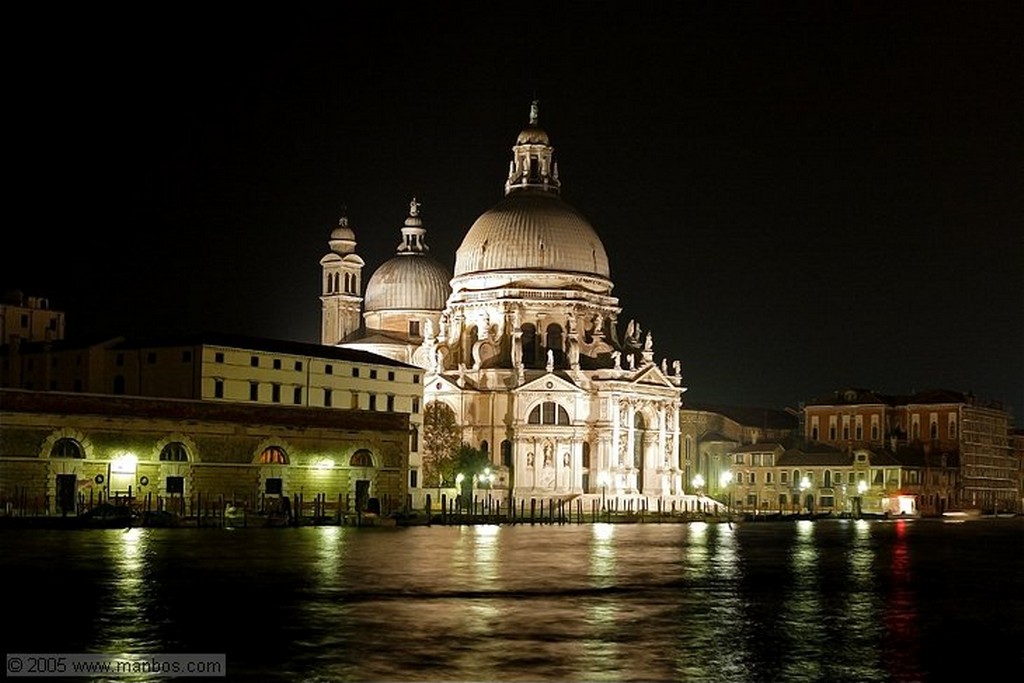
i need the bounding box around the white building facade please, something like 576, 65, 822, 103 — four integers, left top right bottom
322, 103, 688, 503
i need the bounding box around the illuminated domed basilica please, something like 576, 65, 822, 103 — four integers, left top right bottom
321, 102, 687, 504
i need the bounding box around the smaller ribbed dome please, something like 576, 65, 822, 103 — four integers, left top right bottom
363, 198, 452, 313
364, 256, 451, 312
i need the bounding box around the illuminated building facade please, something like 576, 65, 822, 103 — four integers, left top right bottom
323, 103, 688, 503
1, 334, 420, 516
803, 388, 1016, 514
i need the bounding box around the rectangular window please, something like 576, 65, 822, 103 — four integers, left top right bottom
214, 379, 224, 398
272, 384, 281, 403
387, 371, 395, 381
325, 364, 333, 375
410, 470, 418, 488
765, 472, 773, 484
295, 361, 303, 371
386, 395, 395, 412
734, 454, 745, 465
409, 320, 420, 337
251, 356, 259, 367
215, 352, 225, 363
293, 386, 302, 404
370, 369, 378, 379
781, 471, 789, 484
250, 382, 259, 401
350, 392, 359, 409
411, 428, 419, 452
369, 394, 377, 411
265, 478, 283, 495
748, 472, 756, 485
412, 397, 420, 413
273, 359, 282, 370
413, 374, 420, 384
166, 476, 185, 494
848, 472, 856, 485
352, 367, 360, 378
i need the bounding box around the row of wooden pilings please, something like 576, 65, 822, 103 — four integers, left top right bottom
424, 493, 721, 525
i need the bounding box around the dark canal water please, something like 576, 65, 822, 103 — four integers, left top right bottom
3, 518, 1023, 682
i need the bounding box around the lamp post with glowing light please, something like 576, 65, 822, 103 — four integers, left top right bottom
856, 479, 867, 518
597, 471, 610, 512
720, 470, 734, 519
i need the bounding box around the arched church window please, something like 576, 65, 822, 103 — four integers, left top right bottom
160, 442, 189, 462
582, 442, 591, 468
259, 446, 288, 464
51, 438, 84, 459
326, 273, 333, 294
350, 449, 373, 467
528, 402, 570, 425
501, 440, 512, 467
480, 440, 489, 454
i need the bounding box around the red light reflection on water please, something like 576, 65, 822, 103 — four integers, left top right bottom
885, 519, 921, 681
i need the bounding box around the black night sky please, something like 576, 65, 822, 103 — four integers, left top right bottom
7, 2, 1022, 413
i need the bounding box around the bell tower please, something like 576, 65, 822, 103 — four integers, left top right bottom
320, 210, 365, 345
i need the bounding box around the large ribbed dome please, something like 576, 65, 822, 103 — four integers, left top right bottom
454, 190, 610, 278
364, 198, 452, 313
364, 255, 451, 312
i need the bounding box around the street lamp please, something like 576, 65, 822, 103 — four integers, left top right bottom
720, 470, 733, 518
799, 475, 811, 515
692, 473, 705, 495
857, 479, 867, 518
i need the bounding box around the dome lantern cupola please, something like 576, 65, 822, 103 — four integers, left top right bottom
505, 100, 560, 196
328, 209, 357, 255
397, 197, 429, 254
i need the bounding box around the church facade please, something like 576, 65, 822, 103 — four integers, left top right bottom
321, 103, 688, 505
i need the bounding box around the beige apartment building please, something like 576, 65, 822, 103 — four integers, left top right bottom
2, 332, 427, 510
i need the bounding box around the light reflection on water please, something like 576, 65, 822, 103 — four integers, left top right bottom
3, 519, 1023, 682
